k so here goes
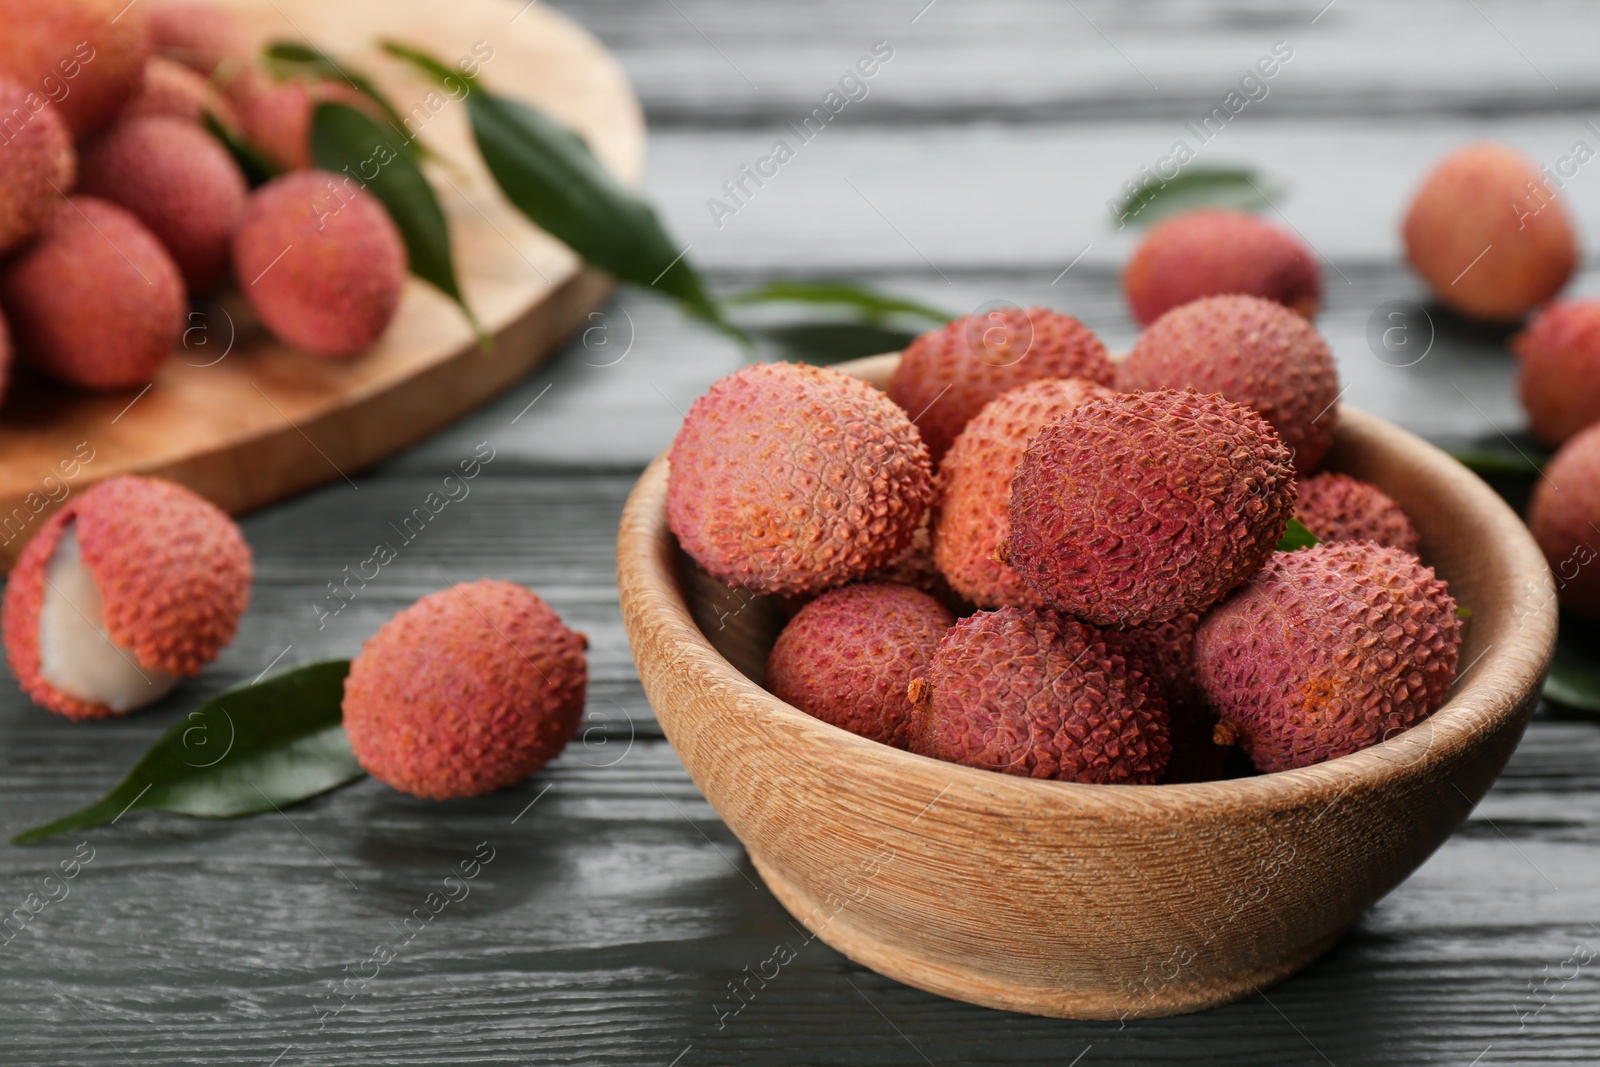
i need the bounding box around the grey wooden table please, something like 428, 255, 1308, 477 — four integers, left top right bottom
5, 1, 1600, 1063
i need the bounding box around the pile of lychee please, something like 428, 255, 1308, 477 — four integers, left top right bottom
0, 0, 407, 403
668, 290, 1464, 785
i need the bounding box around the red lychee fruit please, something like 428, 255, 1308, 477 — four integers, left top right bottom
1123, 209, 1321, 326
667, 362, 936, 598
1513, 299, 1600, 448
2, 476, 252, 720
0, 0, 152, 138
0, 77, 75, 256
1528, 422, 1600, 619
887, 308, 1115, 465
342, 579, 589, 800
1120, 294, 1341, 471
1194, 542, 1462, 773
1294, 472, 1420, 554
765, 582, 954, 748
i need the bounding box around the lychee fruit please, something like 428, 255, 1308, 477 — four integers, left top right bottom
122, 55, 238, 127
1193, 542, 1462, 773
232, 170, 407, 357
80, 115, 248, 293
1123, 209, 1321, 326
342, 579, 589, 800
2, 476, 252, 720
887, 308, 1115, 464
1528, 422, 1600, 619
228, 72, 380, 173
908, 607, 1171, 784
765, 582, 954, 748
1294, 472, 1420, 554
1402, 142, 1577, 323
1006, 390, 1296, 627
933, 377, 1112, 608
0, 196, 185, 390
1513, 299, 1600, 448
0, 77, 75, 256
1119, 294, 1341, 470
149, 2, 247, 75
1104, 612, 1226, 784
0, 0, 151, 138
667, 362, 936, 598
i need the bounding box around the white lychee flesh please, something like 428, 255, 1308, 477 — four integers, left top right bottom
37, 525, 179, 712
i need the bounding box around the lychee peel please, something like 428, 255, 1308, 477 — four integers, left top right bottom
887, 308, 1115, 464
2, 476, 253, 720
1514, 299, 1600, 448
909, 607, 1171, 784
342, 579, 589, 800
1528, 422, 1600, 619
1295, 472, 1420, 554
1123, 209, 1321, 326
765, 582, 954, 748
1119, 294, 1341, 471
667, 362, 936, 598
1193, 542, 1462, 773
933, 377, 1112, 608
1007, 390, 1296, 627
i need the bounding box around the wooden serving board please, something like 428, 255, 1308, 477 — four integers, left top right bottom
0, 0, 644, 571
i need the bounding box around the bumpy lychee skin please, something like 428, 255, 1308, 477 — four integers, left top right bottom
887, 309, 1115, 464
1124, 209, 1322, 326
1105, 613, 1226, 784
766, 583, 954, 748
667, 363, 936, 598
342, 580, 589, 800
1295, 472, 1420, 554
909, 607, 1171, 784
0, 0, 151, 138
1007, 390, 1296, 627
1513, 300, 1600, 448
1120, 294, 1341, 470
0, 77, 75, 256
1528, 423, 1600, 619
123, 55, 238, 127
233, 170, 407, 357
2, 476, 253, 720
1193, 542, 1462, 774
80, 116, 248, 293
933, 377, 1112, 608
149, 2, 247, 74
0, 197, 185, 390
1403, 142, 1577, 323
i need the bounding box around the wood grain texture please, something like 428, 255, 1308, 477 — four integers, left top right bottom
617, 353, 1559, 1018
0, 0, 644, 570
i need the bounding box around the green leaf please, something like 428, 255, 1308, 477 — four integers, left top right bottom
202, 111, 278, 187
1456, 606, 1473, 620
1545, 616, 1600, 713
729, 281, 952, 325
1277, 517, 1321, 552
382, 40, 738, 338
1438, 442, 1547, 477
1112, 165, 1284, 229
310, 101, 483, 340
751, 322, 923, 365
13, 660, 363, 845
264, 40, 430, 162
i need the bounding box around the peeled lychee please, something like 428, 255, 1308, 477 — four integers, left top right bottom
909, 607, 1171, 784
1120, 294, 1341, 470
1007, 390, 1296, 627
2, 476, 252, 720
1528, 423, 1600, 619
80, 115, 248, 293
0, 77, 75, 255
1295, 472, 1419, 554
765, 583, 954, 748
122, 55, 238, 127
1513, 299, 1600, 448
0, 0, 151, 138
342, 580, 589, 800
933, 377, 1112, 608
1194, 542, 1462, 773
149, 2, 247, 74
1403, 142, 1577, 323
1123, 209, 1321, 326
0, 196, 185, 390
233, 170, 407, 357
887, 308, 1115, 464
667, 362, 935, 598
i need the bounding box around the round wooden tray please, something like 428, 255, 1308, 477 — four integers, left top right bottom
0, 0, 644, 572
617, 353, 1559, 1018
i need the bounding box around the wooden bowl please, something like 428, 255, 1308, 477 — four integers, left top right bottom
616, 353, 1558, 1018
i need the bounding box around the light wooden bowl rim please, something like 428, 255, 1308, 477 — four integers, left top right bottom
620, 353, 1558, 812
